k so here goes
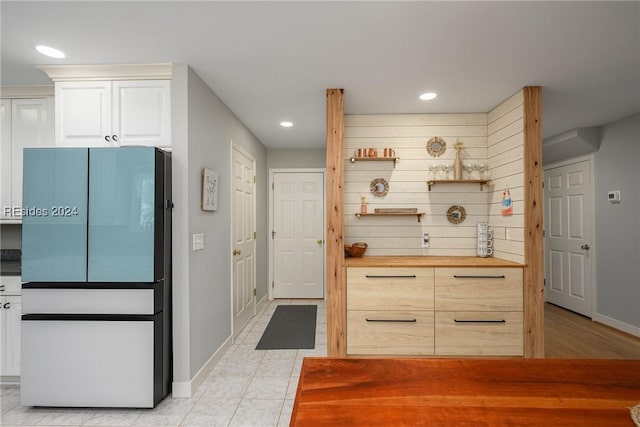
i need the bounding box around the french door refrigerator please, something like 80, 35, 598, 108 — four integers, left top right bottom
20, 147, 172, 408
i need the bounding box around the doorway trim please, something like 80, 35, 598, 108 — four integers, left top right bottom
268, 168, 326, 300
543, 153, 597, 318
230, 140, 257, 342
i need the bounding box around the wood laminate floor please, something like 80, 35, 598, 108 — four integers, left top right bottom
544, 302, 640, 359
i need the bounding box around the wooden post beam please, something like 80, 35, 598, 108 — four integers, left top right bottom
523, 86, 545, 358
325, 89, 346, 357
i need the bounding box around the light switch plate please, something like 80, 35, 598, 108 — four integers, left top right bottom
422, 233, 430, 248
192, 233, 205, 251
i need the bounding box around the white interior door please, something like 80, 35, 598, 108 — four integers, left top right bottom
543, 157, 594, 316
232, 145, 256, 338
272, 171, 325, 299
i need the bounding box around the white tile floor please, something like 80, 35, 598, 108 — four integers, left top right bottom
0, 299, 327, 427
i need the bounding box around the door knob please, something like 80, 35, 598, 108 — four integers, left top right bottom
317, 239, 324, 246
581, 244, 590, 251
233, 249, 241, 256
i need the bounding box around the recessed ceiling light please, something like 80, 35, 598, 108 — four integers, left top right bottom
280, 121, 293, 128
35, 45, 66, 59
419, 92, 438, 101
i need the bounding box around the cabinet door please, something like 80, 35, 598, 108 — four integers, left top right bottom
11, 98, 55, 216
112, 80, 171, 147
88, 147, 157, 282
1, 296, 22, 376
0, 99, 12, 219
55, 81, 113, 147
22, 148, 89, 282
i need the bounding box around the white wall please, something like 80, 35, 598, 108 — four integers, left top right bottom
487, 90, 526, 264
343, 114, 492, 256
171, 65, 268, 395
267, 149, 325, 169
593, 113, 640, 331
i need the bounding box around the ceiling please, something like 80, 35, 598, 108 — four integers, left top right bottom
2, 1, 638, 150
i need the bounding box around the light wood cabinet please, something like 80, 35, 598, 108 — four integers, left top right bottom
55, 80, 171, 148
346, 263, 523, 357
434, 268, 523, 312
1, 97, 54, 221
434, 267, 523, 356
347, 267, 434, 355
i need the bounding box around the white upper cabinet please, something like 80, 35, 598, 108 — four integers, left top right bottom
55, 80, 171, 148
0, 99, 12, 219
1, 97, 54, 221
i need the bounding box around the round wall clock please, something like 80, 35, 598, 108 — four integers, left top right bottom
370, 178, 389, 197
446, 205, 467, 224
426, 136, 447, 157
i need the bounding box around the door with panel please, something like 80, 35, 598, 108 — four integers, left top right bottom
543, 158, 594, 317
232, 145, 256, 338
272, 171, 325, 299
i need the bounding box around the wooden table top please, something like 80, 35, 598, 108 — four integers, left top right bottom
344, 256, 525, 268
291, 358, 640, 426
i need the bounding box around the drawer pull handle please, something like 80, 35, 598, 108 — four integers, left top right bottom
454, 319, 506, 324
453, 275, 506, 279
365, 275, 417, 279
366, 318, 417, 323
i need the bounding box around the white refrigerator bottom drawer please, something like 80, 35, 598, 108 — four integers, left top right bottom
21, 319, 155, 407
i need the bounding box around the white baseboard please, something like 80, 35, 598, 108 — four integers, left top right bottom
592, 312, 640, 338
256, 294, 267, 313
171, 335, 233, 398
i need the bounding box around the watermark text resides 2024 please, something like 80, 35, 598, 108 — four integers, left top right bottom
3, 206, 79, 217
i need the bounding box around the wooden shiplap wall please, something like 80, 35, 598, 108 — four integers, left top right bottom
488, 90, 526, 263
344, 114, 491, 256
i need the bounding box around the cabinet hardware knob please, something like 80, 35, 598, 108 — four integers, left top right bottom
104, 135, 110, 142
112, 135, 118, 142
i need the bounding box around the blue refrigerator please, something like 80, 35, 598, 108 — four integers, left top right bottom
20, 147, 172, 408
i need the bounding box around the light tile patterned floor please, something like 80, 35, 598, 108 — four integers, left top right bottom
0, 299, 326, 427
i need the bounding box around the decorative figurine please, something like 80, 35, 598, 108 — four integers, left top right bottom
360, 195, 368, 214
453, 139, 465, 180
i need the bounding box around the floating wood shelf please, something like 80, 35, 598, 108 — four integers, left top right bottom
427, 179, 491, 191
355, 212, 425, 223
349, 157, 399, 168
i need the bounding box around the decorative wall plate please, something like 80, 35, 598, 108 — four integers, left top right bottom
446, 205, 467, 224
370, 178, 389, 197
426, 136, 447, 157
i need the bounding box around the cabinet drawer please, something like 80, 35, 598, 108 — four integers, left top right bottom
435, 268, 522, 311
347, 267, 434, 311
0, 276, 21, 295
435, 311, 523, 356
347, 310, 434, 355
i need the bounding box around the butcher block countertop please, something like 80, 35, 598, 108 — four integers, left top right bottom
344, 256, 525, 268
290, 358, 640, 427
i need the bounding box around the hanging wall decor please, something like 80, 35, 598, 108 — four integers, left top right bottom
501, 189, 513, 216
426, 136, 447, 157
370, 178, 389, 197
446, 205, 467, 224
202, 168, 218, 211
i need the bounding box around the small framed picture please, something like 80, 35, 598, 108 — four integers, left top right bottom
202, 168, 218, 211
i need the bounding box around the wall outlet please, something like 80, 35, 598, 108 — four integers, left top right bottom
192, 233, 205, 251
505, 228, 511, 240
422, 233, 430, 248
